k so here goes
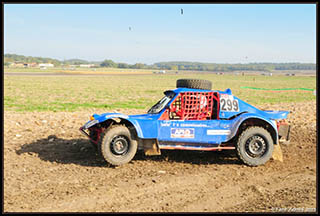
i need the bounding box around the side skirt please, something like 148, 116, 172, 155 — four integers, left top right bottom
158, 142, 235, 151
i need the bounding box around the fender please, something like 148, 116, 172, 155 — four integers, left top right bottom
84, 113, 144, 138
92, 112, 129, 123
228, 112, 279, 144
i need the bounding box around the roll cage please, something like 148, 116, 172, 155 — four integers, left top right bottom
159, 90, 220, 121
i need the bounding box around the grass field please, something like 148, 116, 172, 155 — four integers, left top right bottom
4, 73, 316, 112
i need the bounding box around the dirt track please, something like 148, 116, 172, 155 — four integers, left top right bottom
3, 101, 317, 212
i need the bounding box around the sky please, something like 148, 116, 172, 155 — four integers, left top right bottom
4, 4, 317, 64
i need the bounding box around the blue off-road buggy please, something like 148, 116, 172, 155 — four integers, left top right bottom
80, 79, 290, 166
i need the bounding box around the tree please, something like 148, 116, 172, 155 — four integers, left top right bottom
100, 59, 117, 68
118, 63, 129, 68
132, 63, 146, 69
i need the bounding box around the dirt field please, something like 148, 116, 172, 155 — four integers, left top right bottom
3, 101, 317, 212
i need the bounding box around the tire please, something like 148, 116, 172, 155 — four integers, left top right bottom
100, 125, 138, 166
176, 79, 212, 90
236, 127, 274, 166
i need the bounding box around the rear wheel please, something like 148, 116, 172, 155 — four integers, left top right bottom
236, 127, 274, 166
100, 125, 138, 166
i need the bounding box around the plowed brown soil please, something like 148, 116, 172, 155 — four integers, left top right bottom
3, 101, 317, 212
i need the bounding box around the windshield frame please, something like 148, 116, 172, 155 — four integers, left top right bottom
147, 91, 176, 114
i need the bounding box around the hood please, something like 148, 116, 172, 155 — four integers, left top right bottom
128, 113, 159, 120
92, 112, 160, 123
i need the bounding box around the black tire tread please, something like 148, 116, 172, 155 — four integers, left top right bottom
236, 126, 274, 166
100, 124, 138, 166
176, 79, 212, 90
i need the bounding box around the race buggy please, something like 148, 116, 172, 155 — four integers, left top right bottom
80, 79, 290, 166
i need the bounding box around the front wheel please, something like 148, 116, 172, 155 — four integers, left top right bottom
236, 127, 274, 166
100, 125, 138, 166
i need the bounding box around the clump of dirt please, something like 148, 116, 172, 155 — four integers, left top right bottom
3, 101, 317, 212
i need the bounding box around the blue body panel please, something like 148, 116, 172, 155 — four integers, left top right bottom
84, 88, 288, 145
157, 112, 278, 144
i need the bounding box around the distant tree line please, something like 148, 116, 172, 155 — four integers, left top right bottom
95, 59, 317, 71
5, 54, 62, 66
4, 54, 316, 71
153, 62, 316, 71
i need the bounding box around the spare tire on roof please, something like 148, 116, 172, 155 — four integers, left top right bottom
176, 79, 212, 90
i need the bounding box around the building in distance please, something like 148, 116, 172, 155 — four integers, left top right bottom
79, 64, 96, 68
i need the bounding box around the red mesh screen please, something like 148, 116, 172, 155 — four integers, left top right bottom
170, 92, 218, 120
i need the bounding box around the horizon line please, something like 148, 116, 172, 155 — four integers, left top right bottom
4, 53, 317, 65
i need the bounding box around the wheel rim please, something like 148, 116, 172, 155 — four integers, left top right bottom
245, 135, 267, 158
110, 135, 129, 155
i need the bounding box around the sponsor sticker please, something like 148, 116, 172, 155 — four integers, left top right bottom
207, 130, 231, 135
180, 123, 208, 128
220, 93, 233, 100
160, 122, 171, 127
171, 128, 194, 138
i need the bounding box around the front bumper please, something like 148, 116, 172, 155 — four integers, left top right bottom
79, 119, 99, 139
79, 125, 103, 145
79, 126, 90, 139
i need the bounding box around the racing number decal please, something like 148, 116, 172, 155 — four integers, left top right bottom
220, 94, 239, 112
220, 98, 239, 111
